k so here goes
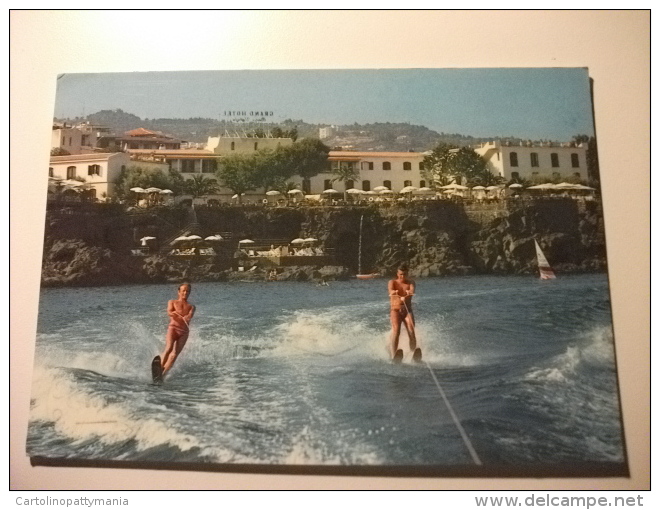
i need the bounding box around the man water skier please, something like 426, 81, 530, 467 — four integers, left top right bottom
161, 282, 195, 376
388, 264, 421, 362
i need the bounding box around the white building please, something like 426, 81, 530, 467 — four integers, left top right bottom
319, 126, 336, 139
52, 125, 84, 154
297, 151, 427, 194
206, 135, 293, 154
49, 152, 130, 200
474, 140, 589, 182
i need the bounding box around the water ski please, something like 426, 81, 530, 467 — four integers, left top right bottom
392, 349, 404, 363
151, 355, 163, 384
412, 348, 423, 363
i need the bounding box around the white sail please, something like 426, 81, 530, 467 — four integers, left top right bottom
535, 239, 556, 280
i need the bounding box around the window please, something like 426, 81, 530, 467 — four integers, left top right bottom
61, 136, 65, 146
530, 153, 539, 167
362, 180, 371, 191
181, 160, 196, 173
404, 180, 412, 187
345, 180, 354, 190
324, 179, 332, 190
419, 180, 426, 187
510, 152, 518, 167
383, 162, 391, 170
66, 166, 76, 179
403, 162, 411, 170
571, 153, 580, 168
362, 161, 374, 170
511, 172, 520, 180
551, 153, 559, 168
383, 180, 391, 189
230, 142, 235, 151
48, 167, 53, 177
88, 164, 101, 176
202, 160, 217, 173
419, 162, 424, 170
302, 178, 311, 194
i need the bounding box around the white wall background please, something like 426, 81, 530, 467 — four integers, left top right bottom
9, 10, 650, 492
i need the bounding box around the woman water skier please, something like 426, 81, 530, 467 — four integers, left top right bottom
161, 282, 195, 376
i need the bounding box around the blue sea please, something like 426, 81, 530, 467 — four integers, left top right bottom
26, 274, 626, 473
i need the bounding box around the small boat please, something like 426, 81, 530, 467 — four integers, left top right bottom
356, 215, 379, 279
535, 239, 556, 280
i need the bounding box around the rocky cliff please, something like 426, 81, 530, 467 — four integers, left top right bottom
39, 199, 606, 287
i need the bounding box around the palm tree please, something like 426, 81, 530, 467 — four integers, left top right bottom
185, 174, 220, 202
331, 162, 360, 201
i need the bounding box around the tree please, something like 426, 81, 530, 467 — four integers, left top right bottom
114, 165, 185, 201
282, 138, 330, 179
50, 147, 70, 156
573, 134, 600, 188
184, 174, 220, 199
331, 162, 360, 200
421, 143, 492, 187
216, 153, 260, 203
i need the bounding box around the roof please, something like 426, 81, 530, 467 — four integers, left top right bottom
328, 150, 424, 159
128, 149, 216, 159
50, 152, 127, 163
124, 127, 171, 138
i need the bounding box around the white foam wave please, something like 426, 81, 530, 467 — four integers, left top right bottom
29, 365, 201, 454
524, 325, 615, 383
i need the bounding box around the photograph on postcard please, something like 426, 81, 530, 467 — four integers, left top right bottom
27, 68, 627, 476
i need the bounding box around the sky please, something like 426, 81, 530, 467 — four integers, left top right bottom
54, 68, 595, 141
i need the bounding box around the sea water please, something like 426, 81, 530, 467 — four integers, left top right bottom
26, 274, 626, 469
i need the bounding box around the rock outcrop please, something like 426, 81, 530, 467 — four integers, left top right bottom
40, 199, 607, 286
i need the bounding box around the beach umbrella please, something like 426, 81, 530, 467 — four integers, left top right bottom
173, 236, 190, 243
509, 183, 523, 189
140, 236, 156, 241
303, 237, 318, 243
160, 189, 173, 194
373, 186, 389, 192
573, 184, 596, 190
363, 190, 377, 195
322, 188, 341, 194
379, 189, 394, 194
291, 238, 306, 244
239, 239, 254, 244
400, 186, 418, 193
471, 185, 485, 190
130, 187, 146, 193
528, 183, 556, 190
287, 189, 304, 195
555, 182, 579, 189
266, 190, 281, 196
485, 185, 500, 191
205, 235, 224, 241
442, 183, 468, 190
346, 188, 363, 194
145, 187, 162, 193
187, 235, 203, 241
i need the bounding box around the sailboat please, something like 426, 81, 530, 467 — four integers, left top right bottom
534, 239, 556, 280
356, 215, 379, 280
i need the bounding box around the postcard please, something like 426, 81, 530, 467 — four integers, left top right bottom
28, 68, 627, 477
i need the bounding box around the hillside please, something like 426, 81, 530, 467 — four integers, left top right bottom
57, 109, 520, 151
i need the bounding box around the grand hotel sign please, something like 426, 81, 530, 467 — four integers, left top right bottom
222, 111, 275, 118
